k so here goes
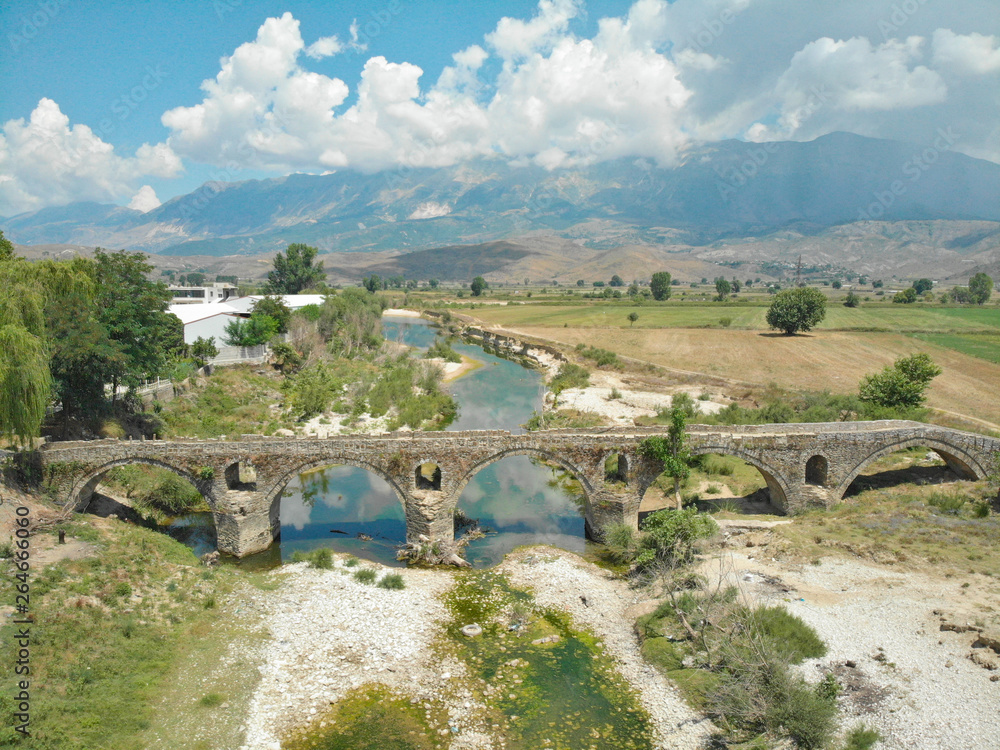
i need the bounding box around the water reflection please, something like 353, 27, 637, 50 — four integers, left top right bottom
280, 465, 409, 567
459, 456, 587, 568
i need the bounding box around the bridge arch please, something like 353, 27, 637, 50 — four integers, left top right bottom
684, 445, 792, 511
834, 437, 985, 500
262, 457, 409, 509
68, 458, 215, 512
453, 448, 596, 501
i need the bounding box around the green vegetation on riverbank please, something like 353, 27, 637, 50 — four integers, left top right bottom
0, 517, 264, 749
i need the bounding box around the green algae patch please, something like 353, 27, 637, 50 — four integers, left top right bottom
281, 685, 444, 750
445, 571, 657, 750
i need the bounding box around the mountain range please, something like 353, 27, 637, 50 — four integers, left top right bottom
5, 132, 1000, 282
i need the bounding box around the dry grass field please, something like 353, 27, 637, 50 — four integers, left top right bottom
478, 323, 1000, 429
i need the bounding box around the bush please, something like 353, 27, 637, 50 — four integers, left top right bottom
353, 568, 377, 584
602, 522, 640, 565
377, 573, 406, 590
635, 508, 718, 568
710, 652, 837, 749
843, 725, 883, 750
550, 363, 590, 394
425, 336, 462, 363
746, 605, 827, 664
291, 548, 335, 569
858, 353, 941, 409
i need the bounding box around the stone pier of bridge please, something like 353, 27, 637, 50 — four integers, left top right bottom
32, 421, 999, 559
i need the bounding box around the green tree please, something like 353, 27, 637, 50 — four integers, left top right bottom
765, 287, 827, 335
892, 288, 917, 304
250, 295, 292, 333
91, 249, 177, 394
844, 291, 860, 308
609, 274, 625, 287
0, 261, 50, 446
223, 315, 279, 347
969, 273, 994, 304
731, 278, 742, 293
650, 272, 672, 301
858, 353, 941, 409
190, 336, 219, 367
638, 408, 692, 510
576, 279, 586, 287
831, 279, 842, 289
470, 276, 488, 296
912, 278, 933, 295
714, 277, 732, 301
265, 243, 325, 294
627, 283, 639, 297
428, 278, 440, 289
362, 274, 382, 293
628, 312, 639, 327
0, 230, 14, 262
46, 284, 124, 427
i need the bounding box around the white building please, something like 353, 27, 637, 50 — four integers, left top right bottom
168, 303, 241, 345
169, 282, 239, 305
225, 294, 326, 314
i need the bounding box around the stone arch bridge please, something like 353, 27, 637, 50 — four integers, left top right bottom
36, 421, 999, 558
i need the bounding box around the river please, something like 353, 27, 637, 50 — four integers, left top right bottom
167, 315, 590, 568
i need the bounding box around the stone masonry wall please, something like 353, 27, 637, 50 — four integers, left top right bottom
37, 422, 1000, 557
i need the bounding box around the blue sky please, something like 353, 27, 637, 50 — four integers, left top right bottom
1, 0, 998, 217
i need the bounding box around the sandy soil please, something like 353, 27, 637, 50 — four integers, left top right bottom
500, 326, 1000, 428
555, 369, 727, 424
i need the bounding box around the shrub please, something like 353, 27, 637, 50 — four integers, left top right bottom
602, 522, 640, 565
843, 725, 883, 750
114, 581, 132, 599
550, 363, 590, 394
928, 492, 965, 514
635, 508, 718, 568
353, 568, 377, 584
199, 693, 225, 708
377, 573, 406, 590
344, 556, 360, 567
746, 605, 827, 664
710, 651, 837, 749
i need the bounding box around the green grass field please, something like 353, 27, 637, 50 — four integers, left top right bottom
469, 301, 1000, 334
909, 332, 1000, 364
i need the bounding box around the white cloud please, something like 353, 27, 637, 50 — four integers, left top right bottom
0, 98, 181, 216
485, 0, 583, 61
932, 29, 1000, 75
127, 185, 160, 212
305, 35, 343, 60
745, 36, 948, 141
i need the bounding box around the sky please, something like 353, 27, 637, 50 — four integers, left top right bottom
1, 0, 998, 218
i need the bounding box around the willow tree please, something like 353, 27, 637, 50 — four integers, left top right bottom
0, 260, 50, 446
